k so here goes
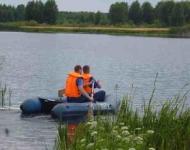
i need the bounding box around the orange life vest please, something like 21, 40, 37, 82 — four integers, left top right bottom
65, 72, 82, 98
82, 73, 93, 94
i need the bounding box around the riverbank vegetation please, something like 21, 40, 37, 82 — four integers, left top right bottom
0, 84, 11, 108
55, 85, 190, 150
0, 22, 170, 36
0, 0, 190, 27
0, 0, 190, 36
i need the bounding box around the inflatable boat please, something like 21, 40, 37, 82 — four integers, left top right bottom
20, 96, 119, 118
20, 97, 65, 115
51, 100, 116, 120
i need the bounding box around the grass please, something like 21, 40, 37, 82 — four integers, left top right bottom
170, 25, 190, 37
1, 21, 190, 37
0, 83, 12, 108
0, 21, 172, 37
54, 82, 190, 150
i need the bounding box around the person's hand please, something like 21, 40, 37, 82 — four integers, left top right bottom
89, 96, 94, 102
96, 80, 101, 88
97, 80, 100, 84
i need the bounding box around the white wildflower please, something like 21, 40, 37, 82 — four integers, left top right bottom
122, 130, 130, 136
135, 128, 141, 131
119, 122, 125, 126
149, 148, 156, 150
121, 126, 129, 130
113, 126, 119, 130
123, 137, 130, 143
116, 135, 121, 139
135, 136, 143, 141
87, 121, 92, 126
128, 135, 134, 139
147, 130, 155, 134
128, 148, 136, 150
112, 130, 118, 135
86, 143, 94, 149
91, 131, 98, 137
90, 121, 97, 129
98, 139, 104, 143
80, 138, 86, 143
134, 136, 143, 144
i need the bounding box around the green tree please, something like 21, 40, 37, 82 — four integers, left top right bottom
0, 4, 15, 22
170, 2, 185, 26
181, 1, 190, 23
87, 12, 95, 24
94, 11, 101, 25
100, 13, 109, 25
109, 2, 128, 24
142, 1, 154, 24
155, 1, 175, 26
25, 1, 44, 23
34, 1, 44, 23
25, 1, 35, 21
44, 0, 58, 24
15, 4, 25, 21
128, 0, 142, 24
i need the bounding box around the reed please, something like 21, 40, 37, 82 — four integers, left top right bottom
55, 84, 190, 150
0, 83, 12, 108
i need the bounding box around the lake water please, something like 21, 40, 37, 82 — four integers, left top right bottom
0, 32, 190, 149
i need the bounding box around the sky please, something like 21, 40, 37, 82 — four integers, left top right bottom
0, 0, 169, 12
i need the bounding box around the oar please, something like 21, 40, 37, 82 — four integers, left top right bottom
87, 81, 95, 119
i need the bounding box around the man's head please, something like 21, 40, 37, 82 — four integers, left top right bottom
83, 65, 90, 74
74, 65, 82, 74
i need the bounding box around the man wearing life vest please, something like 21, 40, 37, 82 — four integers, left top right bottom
82, 65, 105, 102
65, 65, 94, 103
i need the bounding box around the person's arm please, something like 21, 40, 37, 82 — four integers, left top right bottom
95, 80, 101, 89
78, 86, 93, 101
77, 78, 93, 101
90, 77, 101, 89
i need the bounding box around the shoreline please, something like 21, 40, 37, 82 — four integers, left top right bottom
0, 23, 189, 38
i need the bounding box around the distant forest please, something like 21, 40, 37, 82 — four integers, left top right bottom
0, 0, 190, 26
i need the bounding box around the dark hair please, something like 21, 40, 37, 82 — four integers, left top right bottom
83, 65, 90, 73
74, 65, 82, 72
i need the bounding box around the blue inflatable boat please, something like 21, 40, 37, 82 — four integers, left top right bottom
20, 96, 119, 118
51, 101, 116, 120
20, 97, 65, 115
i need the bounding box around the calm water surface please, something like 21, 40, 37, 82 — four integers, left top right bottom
0, 32, 190, 149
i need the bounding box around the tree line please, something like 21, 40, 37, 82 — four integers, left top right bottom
0, 0, 190, 26
109, 1, 190, 26
0, 0, 58, 24
57, 11, 109, 25
55, 0, 190, 27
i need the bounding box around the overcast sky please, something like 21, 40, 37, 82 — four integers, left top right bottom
0, 0, 171, 12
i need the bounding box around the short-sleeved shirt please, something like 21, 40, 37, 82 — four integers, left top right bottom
76, 78, 83, 87
76, 77, 100, 88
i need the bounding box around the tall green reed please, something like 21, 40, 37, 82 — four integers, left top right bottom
55, 76, 190, 150
0, 83, 12, 108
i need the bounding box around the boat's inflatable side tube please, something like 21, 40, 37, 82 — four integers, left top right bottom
51, 103, 89, 119
20, 98, 42, 114
20, 97, 65, 115
51, 102, 115, 120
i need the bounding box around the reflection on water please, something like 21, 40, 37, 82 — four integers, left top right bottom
0, 32, 190, 149
0, 110, 57, 150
